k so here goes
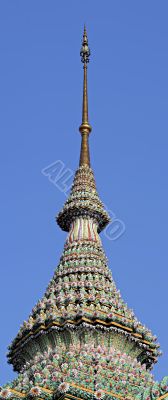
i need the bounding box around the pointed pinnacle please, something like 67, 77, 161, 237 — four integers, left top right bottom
80, 25, 91, 64
79, 26, 92, 167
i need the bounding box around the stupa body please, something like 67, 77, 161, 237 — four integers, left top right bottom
1, 28, 167, 400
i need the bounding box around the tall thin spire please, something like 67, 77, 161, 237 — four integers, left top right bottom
79, 26, 92, 167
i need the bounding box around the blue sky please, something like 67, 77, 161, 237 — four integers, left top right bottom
0, 0, 168, 385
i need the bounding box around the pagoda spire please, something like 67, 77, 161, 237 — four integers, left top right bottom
79, 25, 92, 167
3, 29, 166, 400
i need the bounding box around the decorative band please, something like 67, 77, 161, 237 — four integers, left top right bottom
67, 218, 100, 244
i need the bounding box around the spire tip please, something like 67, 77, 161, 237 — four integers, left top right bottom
80, 25, 91, 64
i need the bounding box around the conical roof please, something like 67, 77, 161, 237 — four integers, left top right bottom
57, 165, 110, 232
7, 163, 160, 372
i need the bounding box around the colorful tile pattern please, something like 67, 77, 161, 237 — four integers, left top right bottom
2, 164, 166, 400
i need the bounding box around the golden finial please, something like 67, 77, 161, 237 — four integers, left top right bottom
79, 25, 92, 167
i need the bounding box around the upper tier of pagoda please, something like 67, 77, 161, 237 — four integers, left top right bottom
57, 26, 110, 233
7, 27, 161, 375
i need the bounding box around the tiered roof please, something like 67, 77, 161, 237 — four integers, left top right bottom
1, 27, 167, 400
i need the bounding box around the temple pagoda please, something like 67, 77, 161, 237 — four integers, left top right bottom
1, 27, 167, 400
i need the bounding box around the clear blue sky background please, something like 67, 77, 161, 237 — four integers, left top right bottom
0, 0, 168, 386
